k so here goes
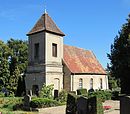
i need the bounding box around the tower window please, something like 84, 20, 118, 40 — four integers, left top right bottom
34, 43, 39, 60
52, 43, 57, 57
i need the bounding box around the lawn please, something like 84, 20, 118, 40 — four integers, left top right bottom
0, 97, 38, 114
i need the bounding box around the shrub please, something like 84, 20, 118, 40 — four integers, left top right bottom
2, 97, 23, 111
0, 92, 5, 97
66, 93, 78, 114
88, 96, 104, 114
104, 90, 112, 100
88, 90, 112, 102
39, 84, 54, 99
96, 96, 104, 114
57, 90, 68, 103
77, 89, 87, 95
30, 98, 60, 108
69, 91, 76, 94
111, 90, 120, 100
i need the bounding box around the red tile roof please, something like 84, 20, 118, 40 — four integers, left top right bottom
63, 45, 106, 74
27, 13, 65, 36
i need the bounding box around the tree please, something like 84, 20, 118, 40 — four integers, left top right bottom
108, 14, 130, 94
7, 38, 28, 95
0, 39, 28, 95
16, 75, 26, 97
0, 40, 11, 90
7, 38, 28, 75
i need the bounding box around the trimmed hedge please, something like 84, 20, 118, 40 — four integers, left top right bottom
96, 96, 104, 114
88, 96, 104, 114
66, 93, 78, 114
30, 98, 61, 108
88, 90, 112, 102
77, 89, 87, 95
66, 93, 104, 114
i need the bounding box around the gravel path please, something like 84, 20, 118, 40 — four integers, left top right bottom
38, 100, 120, 114
103, 100, 120, 114
39, 105, 66, 114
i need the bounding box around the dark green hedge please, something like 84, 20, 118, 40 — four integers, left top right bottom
88, 90, 112, 102
77, 89, 87, 95
30, 98, 61, 108
66, 93, 78, 114
96, 96, 104, 114
88, 96, 104, 114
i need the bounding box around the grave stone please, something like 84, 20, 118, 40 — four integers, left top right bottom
24, 94, 31, 108
77, 97, 88, 114
120, 95, 130, 114
88, 97, 96, 114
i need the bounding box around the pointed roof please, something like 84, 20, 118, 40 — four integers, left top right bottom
63, 45, 106, 74
27, 12, 65, 36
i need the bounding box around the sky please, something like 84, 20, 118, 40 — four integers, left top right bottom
0, 0, 130, 68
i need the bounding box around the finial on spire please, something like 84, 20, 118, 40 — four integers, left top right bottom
44, 0, 47, 14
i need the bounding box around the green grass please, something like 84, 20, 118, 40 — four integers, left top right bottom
0, 97, 38, 114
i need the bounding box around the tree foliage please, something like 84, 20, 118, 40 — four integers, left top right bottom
0, 41, 11, 88
108, 15, 130, 94
0, 38, 28, 95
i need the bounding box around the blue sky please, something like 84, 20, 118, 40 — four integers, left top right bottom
0, 0, 130, 68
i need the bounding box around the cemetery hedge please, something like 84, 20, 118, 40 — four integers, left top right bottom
88, 90, 112, 102
66, 93, 78, 114
77, 89, 87, 95
66, 93, 104, 114
30, 98, 61, 108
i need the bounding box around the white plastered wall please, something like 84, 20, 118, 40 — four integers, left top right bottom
45, 32, 63, 91
71, 74, 109, 91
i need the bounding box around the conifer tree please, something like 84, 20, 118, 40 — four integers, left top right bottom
108, 15, 130, 94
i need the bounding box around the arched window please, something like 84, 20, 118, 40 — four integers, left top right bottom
100, 78, 103, 89
54, 78, 60, 90
90, 78, 93, 89
79, 78, 83, 89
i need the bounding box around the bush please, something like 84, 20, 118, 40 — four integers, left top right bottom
111, 90, 120, 100
87, 96, 104, 114
66, 93, 78, 114
0, 92, 5, 97
96, 96, 104, 114
39, 84, 54, 99
88, 90, 112, 102
57, 90, 68, 103
2, 97, 23, 111
69, 91, 76, 94
77, 89, 87, 95
30, 98, 60, 108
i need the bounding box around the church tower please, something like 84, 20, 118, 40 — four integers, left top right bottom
25, 12, 65, 95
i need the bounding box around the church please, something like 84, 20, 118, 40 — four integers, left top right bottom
25, 11, 109, 95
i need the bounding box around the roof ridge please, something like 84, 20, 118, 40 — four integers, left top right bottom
64, 44, 90, 52
27, 12, 65, 36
